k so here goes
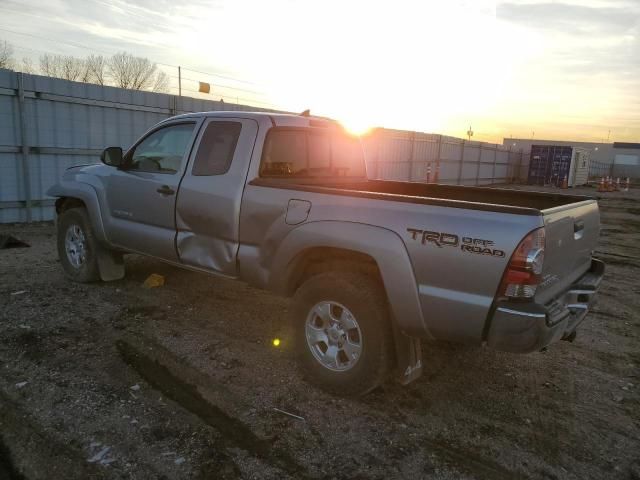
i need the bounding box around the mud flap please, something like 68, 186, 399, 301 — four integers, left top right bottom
392, 323, 423, 385
96, 248, 125, 282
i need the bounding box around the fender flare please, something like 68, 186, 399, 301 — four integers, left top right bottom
47, 181, 108, 244
268, 221, 430, 338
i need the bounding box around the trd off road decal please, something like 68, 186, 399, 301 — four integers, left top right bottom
406, 228, 505, 258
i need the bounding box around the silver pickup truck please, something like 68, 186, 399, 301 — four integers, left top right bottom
48, 111, 604, 395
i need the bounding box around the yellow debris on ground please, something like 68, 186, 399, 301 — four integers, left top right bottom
142, 273, 165, 288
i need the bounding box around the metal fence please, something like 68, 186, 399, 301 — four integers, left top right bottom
0, 69, 276, 223
362, 129, 529, 186
0, 69, 530, 224
588, 160, 639, 185
588, 161, 612, 182
611, 164, 640, 183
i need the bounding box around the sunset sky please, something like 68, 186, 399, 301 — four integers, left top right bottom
0, 0, 638, 143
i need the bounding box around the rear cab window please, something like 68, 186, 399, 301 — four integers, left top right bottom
260, 128, 366, 178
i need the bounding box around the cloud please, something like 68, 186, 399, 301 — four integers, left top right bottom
0, 0, 242, 74
497, 1, 639, 35
0, 0, 638, 141
497, 1, 640, 84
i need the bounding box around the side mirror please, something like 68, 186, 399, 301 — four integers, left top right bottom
101, 147, 123, 167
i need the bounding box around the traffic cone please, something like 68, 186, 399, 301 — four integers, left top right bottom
561, 175, 568, 189
598, 177, 605, 192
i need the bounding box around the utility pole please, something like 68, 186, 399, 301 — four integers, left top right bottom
17, 72, 32, 222
178, 66, 182, 97
467, 125, 474, 141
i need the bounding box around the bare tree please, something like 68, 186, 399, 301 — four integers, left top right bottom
60, 55, 86, 81
86, 55, 107, 85
152, 70, 170, 93
20, 57, 36, 74
108, 52, 131, 88
79, 60, 93, 83
108, 52, 164, 91
0, 40, 15, 70
35, 50, 167, 92
39, 54, 87, 81
39, 54, 62, 77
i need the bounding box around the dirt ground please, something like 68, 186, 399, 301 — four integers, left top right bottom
1, 184, 638, 480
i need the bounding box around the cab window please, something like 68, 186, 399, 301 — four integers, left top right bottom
128, 123, 195, 174
260, 128, 366, 178
261, 130, 307, 176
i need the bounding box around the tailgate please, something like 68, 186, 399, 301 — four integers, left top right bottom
536, 199, 600, 304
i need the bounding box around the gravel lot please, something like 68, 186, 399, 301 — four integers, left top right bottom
1, 185, 638, 480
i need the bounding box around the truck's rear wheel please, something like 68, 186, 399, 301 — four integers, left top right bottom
291, 271, 392, 396
57, 207, 101, 282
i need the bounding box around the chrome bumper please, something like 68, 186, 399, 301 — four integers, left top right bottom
486, 259, 605, 353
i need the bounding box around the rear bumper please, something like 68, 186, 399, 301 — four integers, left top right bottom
486, 258, 605, 353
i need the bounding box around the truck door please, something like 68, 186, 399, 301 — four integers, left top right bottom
175, 117, 259, 276
104, 121, 200, 261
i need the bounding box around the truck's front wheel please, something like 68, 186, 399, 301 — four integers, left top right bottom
57, 207, 101, 282
291, 272, 392, 396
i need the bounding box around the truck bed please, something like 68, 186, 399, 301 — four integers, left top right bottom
250, 178, 595, 215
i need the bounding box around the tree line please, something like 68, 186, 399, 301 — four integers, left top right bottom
0, 40, 170, 93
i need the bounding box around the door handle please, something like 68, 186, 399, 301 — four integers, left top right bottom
156, 185, 175, 196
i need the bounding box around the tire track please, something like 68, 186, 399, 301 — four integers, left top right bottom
116, 338, 314, 479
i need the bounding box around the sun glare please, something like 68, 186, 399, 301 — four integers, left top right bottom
178, 1, 565, 142
340, 118, 374, 136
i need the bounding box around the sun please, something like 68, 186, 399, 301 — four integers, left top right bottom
339, 117, 374, 136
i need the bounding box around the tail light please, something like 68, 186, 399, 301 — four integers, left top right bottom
498, 227, 545, 300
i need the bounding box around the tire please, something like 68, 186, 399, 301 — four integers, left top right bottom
291, 271, 393, 396
57, 207, 101, 282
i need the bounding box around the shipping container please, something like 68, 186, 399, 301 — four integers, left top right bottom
527, 145, 590, 187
